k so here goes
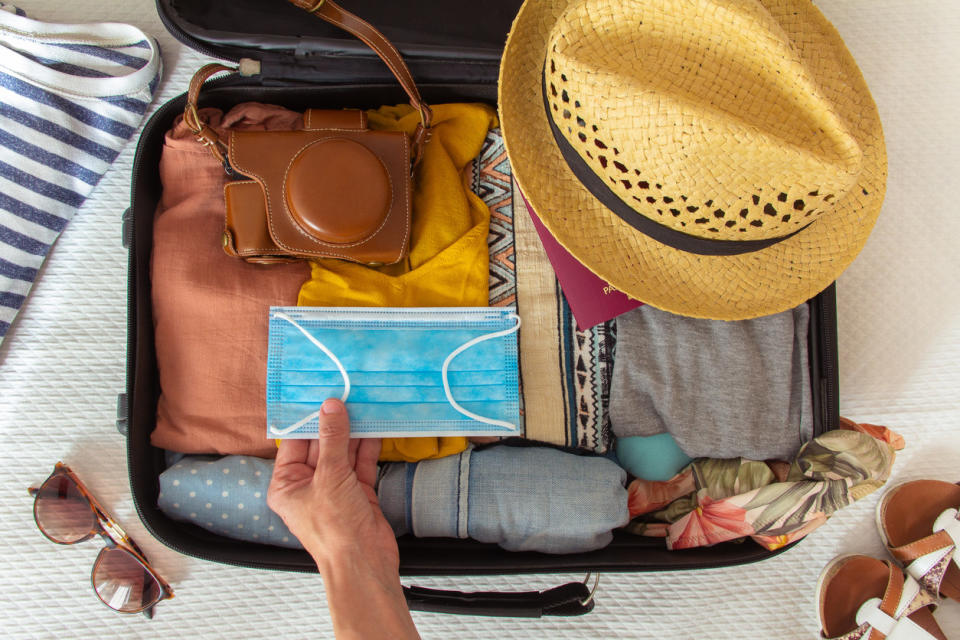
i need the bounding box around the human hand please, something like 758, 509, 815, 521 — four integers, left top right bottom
266, 398, 396, 574
268, 398, 419, 639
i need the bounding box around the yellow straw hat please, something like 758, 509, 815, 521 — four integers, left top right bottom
498, 0, 886, 320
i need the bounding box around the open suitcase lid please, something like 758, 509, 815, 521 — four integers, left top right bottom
157, 0, 523, 84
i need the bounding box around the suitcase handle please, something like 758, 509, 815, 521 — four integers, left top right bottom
402, 573, 598, 617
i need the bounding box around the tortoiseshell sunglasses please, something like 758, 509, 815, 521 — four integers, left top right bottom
29, 462, 174, 617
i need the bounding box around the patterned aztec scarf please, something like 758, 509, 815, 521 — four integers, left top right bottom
472, 129, 614, 453
625, 418, 905, 550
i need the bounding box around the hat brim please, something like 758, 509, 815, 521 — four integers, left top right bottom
498, 0, 886, 320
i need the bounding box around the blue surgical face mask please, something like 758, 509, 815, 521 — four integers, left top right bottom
266, 306, 521, 438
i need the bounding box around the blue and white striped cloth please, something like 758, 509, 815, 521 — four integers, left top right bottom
0, 4, 160, 345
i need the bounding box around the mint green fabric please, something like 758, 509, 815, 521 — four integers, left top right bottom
615, 434, 692, 481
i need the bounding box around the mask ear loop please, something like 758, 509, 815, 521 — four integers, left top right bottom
269, 312, 350, 436
441, 313, 522, 431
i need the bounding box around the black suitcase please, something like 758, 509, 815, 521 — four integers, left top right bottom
122, 0, 840, 617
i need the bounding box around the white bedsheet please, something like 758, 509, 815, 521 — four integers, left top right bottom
1, 1, 957, 637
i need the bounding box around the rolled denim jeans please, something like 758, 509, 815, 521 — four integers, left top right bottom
378, 444, 629, 554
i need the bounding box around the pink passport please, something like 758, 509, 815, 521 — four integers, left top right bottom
522, 193, 642, 330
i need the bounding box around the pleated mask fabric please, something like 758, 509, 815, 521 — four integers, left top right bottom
266, 306, 521, 438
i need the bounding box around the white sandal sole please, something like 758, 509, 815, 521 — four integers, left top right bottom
875, 480, 910, 552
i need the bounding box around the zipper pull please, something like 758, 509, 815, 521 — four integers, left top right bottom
238, 58, 261, 77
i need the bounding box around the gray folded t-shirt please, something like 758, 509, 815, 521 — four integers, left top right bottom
610, 304, 812, 461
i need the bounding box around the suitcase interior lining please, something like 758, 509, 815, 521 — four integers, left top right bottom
158, 0, 523, 67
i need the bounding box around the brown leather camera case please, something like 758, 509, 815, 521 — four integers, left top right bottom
185, 0, 433, 266
223, 109, 410, 265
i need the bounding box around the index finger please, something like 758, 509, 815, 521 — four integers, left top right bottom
274, 438, 311, 470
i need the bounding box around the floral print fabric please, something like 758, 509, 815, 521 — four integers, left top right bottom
625, 419, 902, 550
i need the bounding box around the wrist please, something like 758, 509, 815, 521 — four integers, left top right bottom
314, 542, 400, 592
317, 546, 418, 640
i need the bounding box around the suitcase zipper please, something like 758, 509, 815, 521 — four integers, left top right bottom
155, 3, 239, 62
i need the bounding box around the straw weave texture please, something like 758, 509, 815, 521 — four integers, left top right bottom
499, 0, 888, 319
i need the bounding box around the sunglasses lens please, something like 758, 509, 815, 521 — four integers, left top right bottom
93, 547, 162, 613
34, 474, 96, 543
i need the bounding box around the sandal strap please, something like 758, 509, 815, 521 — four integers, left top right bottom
823, 563, 937, 640
891, 508, 959, 593
855, 566, 937, 640
856, 598, 939, 640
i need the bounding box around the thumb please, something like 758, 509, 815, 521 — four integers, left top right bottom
313, 398, 351, 473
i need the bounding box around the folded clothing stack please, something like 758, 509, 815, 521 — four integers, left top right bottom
158, 419, 901, 554
150, 104, 615, 459
158, 443, 629, 554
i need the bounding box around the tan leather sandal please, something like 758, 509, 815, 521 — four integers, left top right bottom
817, 555, 945, 640
877, 480, 960, 603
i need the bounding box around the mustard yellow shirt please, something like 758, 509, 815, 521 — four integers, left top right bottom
298, 103, 498, 462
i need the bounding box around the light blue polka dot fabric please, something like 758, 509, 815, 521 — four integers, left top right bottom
157, 455, 303, 549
